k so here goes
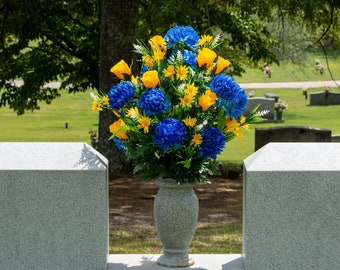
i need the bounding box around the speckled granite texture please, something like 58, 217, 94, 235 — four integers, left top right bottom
243, 143, 340, 270
0, 143, 108, 270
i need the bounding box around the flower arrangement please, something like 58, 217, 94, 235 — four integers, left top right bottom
92, 25, 260, 183
275, 100, 288, 112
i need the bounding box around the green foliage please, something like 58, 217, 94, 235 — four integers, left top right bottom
0, 0, 99, 114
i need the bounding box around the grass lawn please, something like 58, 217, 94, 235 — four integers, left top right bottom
0, 90, 99, 143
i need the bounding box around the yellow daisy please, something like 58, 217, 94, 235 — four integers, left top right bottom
196, 35, 213, 46
137, 116, 151, 133
127, 107, 140, 120
180, 94, 195, 107
191, 133, 202, 145
91, 100, 102, 111
163, 65, 175, 80
182, 116, 197, 127
176, 65, 188, 80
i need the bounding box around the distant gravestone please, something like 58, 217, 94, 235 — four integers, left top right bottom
264, 92, 279, 102
332, 134, 340, 142
0, 143, 108, 270
309, 92, 340, 106
245, 97, 275, 121
255, 126, 332, 151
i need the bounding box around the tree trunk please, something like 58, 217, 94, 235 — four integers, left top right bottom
98, 0, 140, 176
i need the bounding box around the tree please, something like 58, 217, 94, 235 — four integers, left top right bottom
98, 0, 140, 175
0, 0, 99, 114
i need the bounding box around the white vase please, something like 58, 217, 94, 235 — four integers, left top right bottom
154, 178, 199, 267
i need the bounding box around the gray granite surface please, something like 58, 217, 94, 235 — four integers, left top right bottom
0, 143, 108, 270
243, 143, 340, 270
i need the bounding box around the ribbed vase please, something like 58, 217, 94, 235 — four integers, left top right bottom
154, 178, 199, 267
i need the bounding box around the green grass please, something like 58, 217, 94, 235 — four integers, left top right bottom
219, 87, 340, 165
0, 90, 98, 143
110, 222, 242, 254
237, 50, 340, 83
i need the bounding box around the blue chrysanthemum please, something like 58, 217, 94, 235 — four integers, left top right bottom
138, 88, 171, 116
152, 118, 187, 151
164, 25, 200, 49
183, 49, 197, 68
199, 127, 226, 159
211, 74, 248, 119
113, 137, 126, 153
108, 81, 136, 110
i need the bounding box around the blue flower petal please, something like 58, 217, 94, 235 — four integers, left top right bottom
108, 81, 136, 110
199, 127, 226, 159
152, 118, 187, 151
138, 88, 171, 116
211, 74, 248, 119
164, 25, 200, 49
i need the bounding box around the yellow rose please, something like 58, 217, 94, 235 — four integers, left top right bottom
149, 35, 166, 52
141, 70, 160, 88
197, 48, 217, 68
215, 56, 231, 74
109, 119, 128, 139
110, 60, 131, 80
198, 89, 217, 111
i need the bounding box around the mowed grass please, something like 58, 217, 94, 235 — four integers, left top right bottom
110, 222, 242, 254
237, 50, 340, 83
219, 87, 340, 165
0, 90, 99, 143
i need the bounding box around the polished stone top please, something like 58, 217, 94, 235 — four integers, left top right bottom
0, 142, 107, 170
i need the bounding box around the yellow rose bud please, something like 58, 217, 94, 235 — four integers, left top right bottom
197, 48, 217, 68
141, 70, 160, 88
215, 56, 231, 74
110, 60, 131, 80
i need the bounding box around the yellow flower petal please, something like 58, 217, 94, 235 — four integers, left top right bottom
180, 94, 195, 107
141, 70, 160, 88
137, 116, 151, 133
91, 100, 103, 111
110, 60, 131, 80
197, 48, 217, 68
127, 107, 140, 120
110, 119, 128, 139
182, 116, 197, 127
176, 65, 188, 80
215, 56, 231, 74
192, 133, 202, 145
149, 35, 166, 52
163, 65, 175, 80
198, 89, 217, 111
196, 35, 213, 46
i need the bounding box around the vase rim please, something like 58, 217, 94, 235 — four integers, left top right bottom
156, 177, 196, 187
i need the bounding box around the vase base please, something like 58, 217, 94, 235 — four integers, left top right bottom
157, 252, 194, 268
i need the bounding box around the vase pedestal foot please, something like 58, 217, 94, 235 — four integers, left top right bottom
157, 250, 194, 268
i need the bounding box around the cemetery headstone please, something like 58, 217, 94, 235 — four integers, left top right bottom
254, 126, 331, 151
244, 97, 275, 122
0, 142, 108, 270
264, 92, 279, 102
309, 91, 340, 106
243, 143, 340, 270
332, 134, 340, 142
